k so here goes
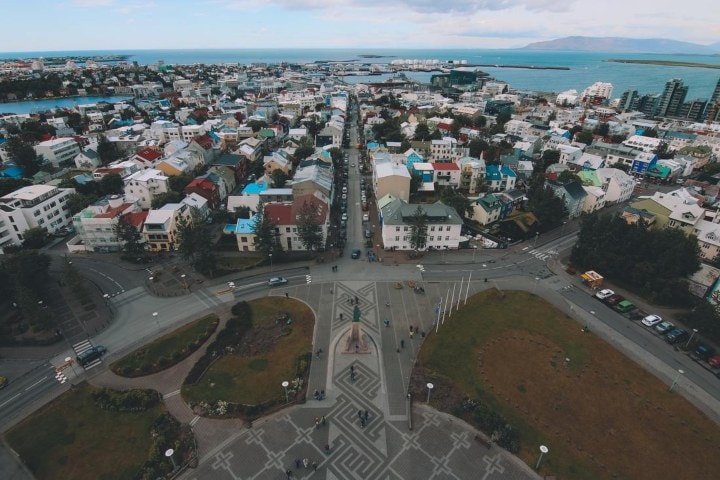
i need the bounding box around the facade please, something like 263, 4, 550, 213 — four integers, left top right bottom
471, 194, 512, 226
432, 162, 461, 188
142, 203, 192, 252
74, 149, 101, 170
72, 195, 143, 252
486, 165, 517, 192
0, 185, 75, 250
545, 180, 587, 219
458, 156, 486, 194
374, 161, 412, 202
378, 195, 463, 251
34, 137, 81, 167
124, 169, 170, 209
595, 168, 636, 204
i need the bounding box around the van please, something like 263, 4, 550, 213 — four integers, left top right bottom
77, 345, 107, 367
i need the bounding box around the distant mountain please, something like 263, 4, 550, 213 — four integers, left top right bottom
523, 36, 720, 55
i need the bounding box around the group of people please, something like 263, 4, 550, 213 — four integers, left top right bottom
358, 409, 371, 428
288, 457, 318, 477
313, 389, 325, 400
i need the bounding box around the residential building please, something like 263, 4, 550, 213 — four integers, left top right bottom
184, 173, 224, 209
0, 185, 75, 250
504, 120, 532, 137
471, 194, 513, 226
71, 195, 143, 253
378, 194, 463, 251
630, 152, 658, 176
34, 137, 81, 167
622, 135, 662, 153
374, 160, 412, 202
432, 162, 461, 188
263, 195, 329, 251
142, 203, 192, 252
458, 156, 486, 194
74, 149, 101, 170
430, 137, 458, 162
486, 165, 517, 192
124, 169, 170, 209
595, 168, 636, 204
658, 78, 688, 118
582, 186, 606, 214
545, 180, 587, 219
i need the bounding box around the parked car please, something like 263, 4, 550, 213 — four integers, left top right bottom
341, 213, 348, 221
351, 249, 361, 259
708, 355, 720, 368
665, 329, 689, 344
604, 294, 625, 306
595, 289, 615, 300
641, 314, 663, 327
615, 300, 636, 313
267, 277, 289, 287
77, 345, 107, 367
654, 321, 675, 334
693, 344, 715, 361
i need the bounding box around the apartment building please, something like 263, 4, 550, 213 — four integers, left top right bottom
71, 195, 143, 253
124, 169, 170, 209
34, 137, 81, 167
378, 195, 463, 251
0, 185, 75, 251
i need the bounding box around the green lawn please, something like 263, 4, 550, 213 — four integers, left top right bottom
415, 289, 720, 480
182, 297, 314, 405
111, 314, 218, 377
5, 383, 163, 480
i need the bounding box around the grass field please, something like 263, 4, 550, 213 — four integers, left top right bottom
414, 289, 720, 480
111, 314, 218, 377
5, 383, 163, 480
182, 297, 314, 405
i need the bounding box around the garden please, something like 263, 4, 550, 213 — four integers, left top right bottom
6, 383, 196, 480
182, 297, 314, 419
412, 289, 720, 480
111, 314, 219, 377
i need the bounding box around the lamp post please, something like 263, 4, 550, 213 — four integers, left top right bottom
65, 356, 78, 377
669, 369, 684, 392
281, 380, 289, 403
685, 328, 698, 348
534, 277, 540, 294
165, 449, 177, 470
533, 231, 540, 247
535, 445, 549, 470
472, 245, 478, 262
180, 274, 187, 289
426, 382, 434, 403
152, 311, 159, 327
269, 253, 273, 275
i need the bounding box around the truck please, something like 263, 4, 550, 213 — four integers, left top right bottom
580, 270, 604, 289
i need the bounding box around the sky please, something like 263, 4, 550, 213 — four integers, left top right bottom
0, 0, 718, 52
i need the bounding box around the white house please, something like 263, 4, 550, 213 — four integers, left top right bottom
71, 194, 143, 253
622, 135, 662, 153
596, 167, 636, 204
34, 137, 81, 167
124, 169, 170, 209
378, 195, 463, 251
74, 149, 101, 170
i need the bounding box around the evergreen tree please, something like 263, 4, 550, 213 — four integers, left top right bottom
408, 205, 428, 251
296, 201, 324, 253
251, 201, 278, 256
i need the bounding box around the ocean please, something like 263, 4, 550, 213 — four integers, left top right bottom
1, 48, 719, 111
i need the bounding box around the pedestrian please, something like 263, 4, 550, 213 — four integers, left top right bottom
325, 444, 330, 453
421, 330, 425, 338
312, 461, 318, 471
295, 458, 301, 469
400, 339, 404, 349
354, 295, 358, 304
320, 390, 325, 399
322, 415, 326, 426
409, 325, 413, 333
339, 313, 343, 321
350, 365, 355, 373
385, 301, 390, 307
384, 319, 389, 327
358, 409, 363, 419
303, 458, 309, 469
410, 330, 414, 339
286, 469, 293, 479
364, 410, 369, 421
315, 417, 320, 429
360, 418, 365, 428
285, 292, 289, 298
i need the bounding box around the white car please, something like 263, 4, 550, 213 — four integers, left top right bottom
341, 213, 348, 221
641, 314, 662, 327
595, 289, 615, 300
342, 193, 347, 200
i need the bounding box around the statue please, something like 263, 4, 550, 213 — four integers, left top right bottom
343, 303, 370, 353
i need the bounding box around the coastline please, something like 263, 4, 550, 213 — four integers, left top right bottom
607, 59, 720, 69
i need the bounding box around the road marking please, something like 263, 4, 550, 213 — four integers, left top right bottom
25, 376, 49, 391
190, 415, 201, 427
163, 389, 181, 399
85, 266, 124, 291
0, 392, 22, 408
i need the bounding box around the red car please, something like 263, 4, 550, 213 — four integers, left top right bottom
604, 294, 625, 306
708, 355, 720, 368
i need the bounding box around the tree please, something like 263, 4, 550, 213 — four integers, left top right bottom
235, 206, 252, 219
22, 227, 49, 249
99, 173, 124, 195
247, 119, 267, 133
6, 137, 41, 177
593, 122, 610, 137
151, 191, 183, 208
414, 123, 431, 141
538, 149, 560, 172
410, 174, 422, 195
176, 208, 217, 274
654, 142, 674, 160
526, 181, 568, 231
0, 250, 51, 297
296, 201, 324, 253
65, 192, 98, 215
441, 190, 473, 219
574, 130, 594, 145
468, 138, 489, 158
641, 128, 658, 138
271, 169, 288, 188
251, 201, 278, 256
294, 139, 315, 161
168, 173, 193, 193
97, 136, 122, 166
408, 205, 428, 251
495, 111, 511, 127
114, 216, 146, 256
557, 170, 580, 184
0, 178, 32, 197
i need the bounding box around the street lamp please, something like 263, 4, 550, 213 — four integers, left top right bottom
669, 369, 684, 392
534, 277, 540, 294
533, 231, 540, 247
65, 356, 78, 377
165, 449, 177, 470
472, 245, 478, 262
269, 253, 273, 275
281, 380, 289, 403
685, 328, 698, 348
535, 445, 549, 469
152, 311, 159, 327
426, 382, 434, 403
180, 274, 187, 289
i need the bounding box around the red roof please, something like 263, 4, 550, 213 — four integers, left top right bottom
264, 203, 294, 225
437, 123, 453, 131
192, 133, 214, 150
186, 177, 216, 192
135, 147, 161, 162
432, 162, 460, 171
122, 211, 149, 228
291, 194, 329, 223
95, 202, 133, 219
94, 167, 125, 175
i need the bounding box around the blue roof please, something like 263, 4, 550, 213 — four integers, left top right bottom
0, 138, 6, 145
367, 142, 380, 149
500, 166, 517, 177
242, 182, 268, 195
234, 218, 255, 234
208, 131, 221, 142
486, 164, 501, 180
0, 165, 23, 178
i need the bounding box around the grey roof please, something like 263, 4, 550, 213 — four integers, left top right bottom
380, 197, 463, 226
564, 180, 588, 200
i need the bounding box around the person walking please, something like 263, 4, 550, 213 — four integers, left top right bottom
384, 318, 390, 327
312, 461, 318, 471
286, 469, 293, 479
314, 418, 320, 429
285, 292, 289, 298
400, 339, 404, 349
303, 458, 309, 469
321, 415, 326, 426
409, 330, 414, 339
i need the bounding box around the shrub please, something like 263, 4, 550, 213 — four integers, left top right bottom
91, 388, 160, 412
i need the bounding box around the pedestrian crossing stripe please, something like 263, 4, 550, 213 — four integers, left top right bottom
528, 249, 550, 261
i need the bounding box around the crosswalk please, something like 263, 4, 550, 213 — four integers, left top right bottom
528, 248, 558, 261
72, 339, 103, 370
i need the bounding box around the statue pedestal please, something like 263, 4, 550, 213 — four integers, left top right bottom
342, 322, 370, 354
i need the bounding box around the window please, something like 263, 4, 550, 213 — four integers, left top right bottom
430, 226, 435, 232
404, 226, 409, 232
286, 227, 291, 233
395, 236, 399, 241
447, 226, 451, 231
395, 227, 400, 232
429, 236, 434, 241
445, 236, 450, 241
